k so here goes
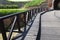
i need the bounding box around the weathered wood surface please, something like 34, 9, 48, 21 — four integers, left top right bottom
41, 11, 60, 40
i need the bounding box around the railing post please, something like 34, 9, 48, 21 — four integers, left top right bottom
38, 8, 39, 13
33, 9, 35, 16
33, 9, 36, 16
30, 10, 32, 21
35, 9, 37, 15
0, 20, 7, 40
27, 11, 30, 22
31, 9, 34, 18
26, 12, 29, 24
40, 8, 41, 12
37, 8, 39, 13
7, 16, 17, 40
23, 12, 27, 33
24, 12, 27, 27
41, 8, 42, 12
28, 10, 32, 22
16, 15, 22, 33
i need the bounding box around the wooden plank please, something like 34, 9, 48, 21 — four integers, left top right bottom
41, 11, 60, 40
16, 13, 40, 40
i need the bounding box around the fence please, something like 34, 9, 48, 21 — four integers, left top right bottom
0, 6, 48, 40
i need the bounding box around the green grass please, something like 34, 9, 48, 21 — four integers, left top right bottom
0, 9, 26, 16
24, 0, 45, 8
0, 4, 18, 9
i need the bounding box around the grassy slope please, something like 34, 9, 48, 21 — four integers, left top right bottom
24, 0, 45, 8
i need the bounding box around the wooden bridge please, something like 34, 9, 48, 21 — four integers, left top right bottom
0, 0, 60, 40
0, 6, 60, 40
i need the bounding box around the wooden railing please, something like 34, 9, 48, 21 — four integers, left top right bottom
0, 6, 48, 40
